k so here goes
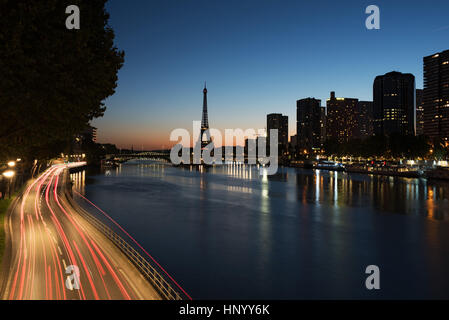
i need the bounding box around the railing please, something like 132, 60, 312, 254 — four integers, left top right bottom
71, 197, 185, 300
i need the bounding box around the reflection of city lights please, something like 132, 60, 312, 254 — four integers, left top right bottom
262, 168, 268, 183
3, 170, 15, 178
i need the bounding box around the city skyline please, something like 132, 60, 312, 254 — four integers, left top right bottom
3, 1, 449, 305
92, 0, 449, 150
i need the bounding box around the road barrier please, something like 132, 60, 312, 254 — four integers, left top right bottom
69, 194, 185, 300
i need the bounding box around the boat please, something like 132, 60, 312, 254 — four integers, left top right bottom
315, 161, 345, 171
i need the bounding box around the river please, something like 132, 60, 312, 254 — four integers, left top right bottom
71, 160, 449, 299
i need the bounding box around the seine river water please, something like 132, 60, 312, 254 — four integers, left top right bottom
72, 160, 449, 299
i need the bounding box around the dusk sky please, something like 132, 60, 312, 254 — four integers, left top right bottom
93, 0, 449, 150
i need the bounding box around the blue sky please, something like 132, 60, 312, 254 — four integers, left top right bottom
93, 0, 449, 149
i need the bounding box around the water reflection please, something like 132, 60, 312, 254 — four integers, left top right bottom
70, 170, 85, 195
72, 160, 449, 299
71, 162, 449, 222
261, 168, 269, 214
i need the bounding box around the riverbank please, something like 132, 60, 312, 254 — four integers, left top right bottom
288, 161, 449, 180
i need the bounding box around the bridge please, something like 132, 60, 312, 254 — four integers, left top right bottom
105, 151, 171, 162
105, 149, 271, 166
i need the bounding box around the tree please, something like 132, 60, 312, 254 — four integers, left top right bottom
0, 0, 124, 161
387, 134, 431, 159
432, 138, 449, 160
323, 138, 342, 157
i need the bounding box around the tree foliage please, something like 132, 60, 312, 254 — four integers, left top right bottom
0, 0, 124, 160
323, 134, 432, 159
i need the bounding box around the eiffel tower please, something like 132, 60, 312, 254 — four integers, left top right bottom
199, 82, 212, 150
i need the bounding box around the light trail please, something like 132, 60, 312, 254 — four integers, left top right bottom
74, 190, 193, 300
3, 164, 161, 300
53, 172, 131, 299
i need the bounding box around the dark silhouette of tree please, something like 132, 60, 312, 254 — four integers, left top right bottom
387, 134, 430, 159
323, 138, 341, 156
432, 138, 449, 160
323, 134, 430, 159
0, 0, 124, 161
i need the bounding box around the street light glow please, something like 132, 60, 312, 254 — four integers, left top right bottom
3, 170, 15, 178
8, 161, 16, 167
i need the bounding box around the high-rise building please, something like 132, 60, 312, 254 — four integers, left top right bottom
326, 91, 358, 143
320, 106, 327, 146
72, 124, 97, 155
75, 125, 97, 144
373, 71, 416, 136
267, 113, 288, 156
423, 50, 449, 141
355, 101, 374, 139
296, 98, 322, 153
290, 135, 298, 153
416, 89, 425, 136
245, 136, 266, 161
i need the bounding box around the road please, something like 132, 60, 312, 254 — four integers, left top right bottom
1, 165, 161, 300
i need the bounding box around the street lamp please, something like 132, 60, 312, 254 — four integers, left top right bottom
2, 170, 15, 199
2, 170, 15, 178
7, 161, 16, 167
